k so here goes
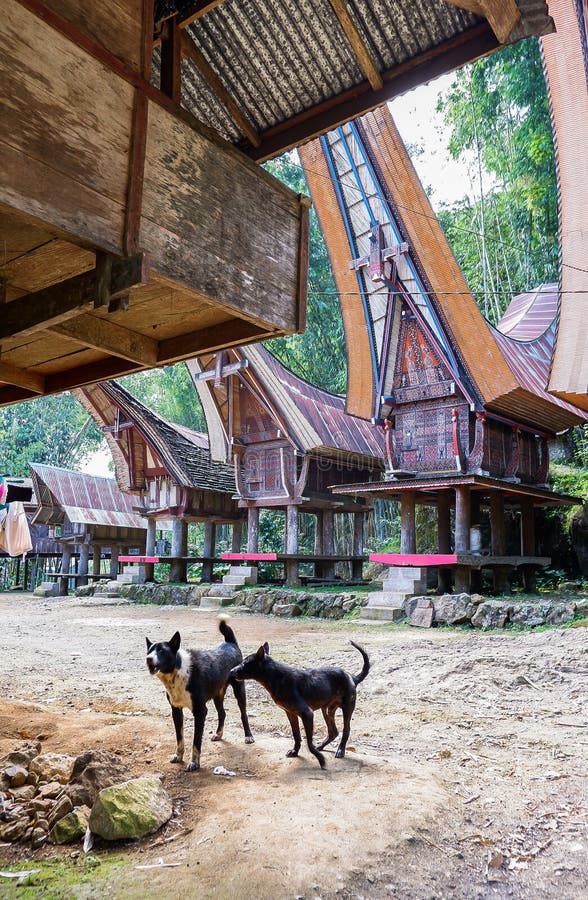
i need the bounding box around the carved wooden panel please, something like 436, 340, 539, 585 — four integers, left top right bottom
239, 388, 279, 444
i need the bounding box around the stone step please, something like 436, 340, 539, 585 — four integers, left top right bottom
34, 582, 60, 597
381, 578, 427, 592
360, 605, 404, 622
228, 566, 257, 577
368, 590, 412, 606
200, 594, 235, 608
207, 585, 237, 598
222, 574, 255, 586
93, 591, 123, 599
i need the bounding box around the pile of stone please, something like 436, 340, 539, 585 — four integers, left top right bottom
0, 744, 172, 849
234, 587, 368, 618
403, 592, 586, 629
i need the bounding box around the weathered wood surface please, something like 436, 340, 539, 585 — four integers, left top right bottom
0, 2, 308, 404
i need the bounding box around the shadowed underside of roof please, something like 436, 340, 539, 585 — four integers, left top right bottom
153, 0, 553, 160
239, 344, 385, 461
75, 382, 236, 494
29, 463, 146, 528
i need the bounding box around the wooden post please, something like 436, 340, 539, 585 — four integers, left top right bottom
469, 492, 482, 592
145, 518, 156, 582
490, 493, 509, 592
454, 485, 471, 592
59, 544, 72, 596
322, 509, 335, 580
247, 507, 259, 554
400, 492, 416, 555
285, 505, 300, 587
92, 545, 101, 577
201, 520, 216, 583
160, 15, 181, 103
520, 497, 536, 591
232, 520, 243, 553
437, 492, 452, 593
78, 542, 90, 587
170, 518, 188, 583
352, 511, 364, 580
314, 511, 324, 555
109, 544, 119, 579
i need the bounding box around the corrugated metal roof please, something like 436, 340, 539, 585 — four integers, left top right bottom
153, 1, 553, 158
29, 463, 146, 528
496, 283, 558, 339
242, 344, 385, 460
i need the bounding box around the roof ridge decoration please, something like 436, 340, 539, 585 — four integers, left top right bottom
298, 105, 587, 434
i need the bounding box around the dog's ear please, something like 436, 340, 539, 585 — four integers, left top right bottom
170, 631, 181, 653
145, 637, 152, 651
255, 644, 266, 660
263, 641, 270, 655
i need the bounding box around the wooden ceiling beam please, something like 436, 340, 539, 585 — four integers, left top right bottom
0, 253, 149, 342
0, 361, 45, 394
158, 318, 269, 364
177, 1, 227, 29
45, 357, 144, 395
444, 0, 521, 44
327, 0, 383, 91
180, 32, 261, 147
47, 315, 159, 367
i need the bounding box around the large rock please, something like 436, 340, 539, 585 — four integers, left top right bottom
471, 601, 513, 629
432, 593, 474, 625
510, 602, 550, 627
273, 602, 303, 617
89, 775, 172, 841
29, 753, 76, 784
546, 602, 575, 626
65, 750, 128, 808
1, 741, 41, 769
48, 805, 90, 845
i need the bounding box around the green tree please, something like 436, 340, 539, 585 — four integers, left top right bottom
118, 363, 206, 431
0, 393, 102, 477
436, 38, 558, 322
263, 152, 347, 394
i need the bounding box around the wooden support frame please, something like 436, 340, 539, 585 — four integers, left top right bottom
444, 0, 521, 44
180, 32, 261, 147
160, 15, 182, 102
327, 0, 383, 91
0, 253, 149, 342
48, 315, 159, 367
0, 361, 44, 394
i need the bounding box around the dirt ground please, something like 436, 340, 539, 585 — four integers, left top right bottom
0, 593, 586, 899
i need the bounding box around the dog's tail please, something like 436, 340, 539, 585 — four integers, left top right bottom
218, 614, 238, 645
350, 641, 370, 685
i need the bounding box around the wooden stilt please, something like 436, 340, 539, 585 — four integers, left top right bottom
202, 520, 216, 582
232, 520, 243, 553
322, 509, 335, 580
285, 505, 300, 586
437, 492, 452, 593
78, 542, 90, 587
352, 511, 364, 580
59, 544, 72, 596
170, 518, 188, 583
145, 518, 156, 582
454, 486, 471, 592
247, 507, 260, 554
400, 492, 416, 555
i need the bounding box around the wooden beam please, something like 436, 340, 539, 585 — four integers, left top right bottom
157, 318, 267, 364
180, 32, 261, 147
445, 0, 521, 44
0, 253, 150, 341
248, 24, 498, 161
0, 361, 45, 393
160, 15, 182, 102
327, 0, 383, 91
48, 315, 159, 366
45, 357, 144, 395
177, 1, 227, 29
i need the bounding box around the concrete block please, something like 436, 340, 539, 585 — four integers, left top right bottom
360, 605, 404, 622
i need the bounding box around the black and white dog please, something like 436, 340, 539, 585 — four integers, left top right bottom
146, 616, 254, 771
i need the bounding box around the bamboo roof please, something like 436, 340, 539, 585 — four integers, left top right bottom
75, 382, 236, 494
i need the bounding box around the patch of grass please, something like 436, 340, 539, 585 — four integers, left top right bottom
0, 852, 125, 898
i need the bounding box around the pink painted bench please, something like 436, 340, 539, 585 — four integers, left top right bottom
369, 553, 458, 567
221, 553, 277, 562
118, 555, 159, 564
